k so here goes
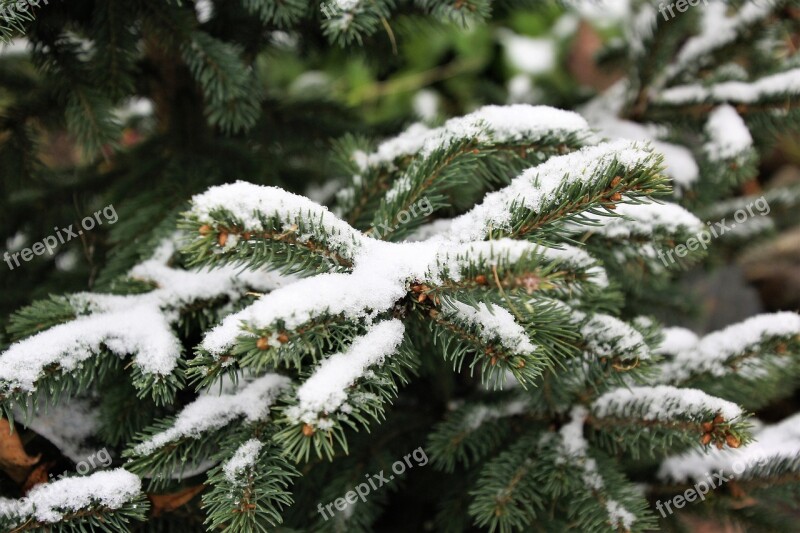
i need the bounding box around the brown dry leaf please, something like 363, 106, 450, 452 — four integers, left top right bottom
22, 461, 55, 494
0, 419, 40, 484
148, 485, 205, 517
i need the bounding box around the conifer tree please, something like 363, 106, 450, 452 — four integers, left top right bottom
0, 1, 799, 532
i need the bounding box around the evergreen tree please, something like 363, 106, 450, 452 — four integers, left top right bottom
0, 1, 799, 532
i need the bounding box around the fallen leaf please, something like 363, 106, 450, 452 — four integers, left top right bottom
0, 419, 40, 484
148, 485, 205, 517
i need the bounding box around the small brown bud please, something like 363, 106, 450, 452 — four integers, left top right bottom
700, 433, 713, 446
218, 231, 228, 247
199, 224, 211, 235
242, 231, 252, 240
277, 333, 289, 344
715, 440, 724, 450
429, 309, 439, 318
490, 356, 498, 366
713, 414, 725, 425
302, 424, 315, 437
256, 337, 269, 350
610, 176, 622, 188
702, 422, 714, 433
605, 203, 617, 210
726, 434, 741, 448
417, 293, 428, 303
475, 274, 488, 285
610, 192, 622, 202
517, 359, 525, 369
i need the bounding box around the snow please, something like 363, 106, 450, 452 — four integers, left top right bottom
446, 140, 656, 242
132, 374, 290, 455
659, 412, 800, 483
564, 0, 630, 28
432, 239, 608, 288
189, 181, 364, 258
593, 385, 743, 422
557, 404, 639, 532
0, 304, 181, 391
660, 312, 800, 382
0, 38, 29, 56
585, 113, 699, 189
498, 30, 556, 75
559, 405, 590, 458
507, 74, 541, 104
465, 399, 529, 430
412, 89, 439, 122
573, 201, 703, 239
704, 105, 753, 161
443, 301, 536, 355
658, 68, 800, 105
200, 236, 444, 356
656, 327, 699, 357
223, 439, 263, 484
606, 499, 636, 530
0, 236, 292, 393
581, 313, 650, 361
0, 469, 141, 524
195, 0, 213, 22
19, 399, 99, 463
664, 1, 777, 83
285, 319, 405, 425
363, 105, 590, 167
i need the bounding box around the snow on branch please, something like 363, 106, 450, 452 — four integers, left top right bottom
592, 385, 743, 423
284, 319, 405, 426
657, 68, 800, 105
187, 180, 365, 260
442, 301, 536, 356
580, 313, 650, 362
656, 327, 700, 358
571, 201, 703, 240
0, 237, 290, 395
659, 412, 800, 483
223, 439, 264, 484
704, 104, 753, 162
580, 83, 699, 191
357, 104, 591, 169
444, 140, 660, 242
432, 239, 609, 289
659, 312, 800, 383
557, 406, 638, 530
131, 373, 290, 456
662, 0, 780, 84
0, 468, 142, 525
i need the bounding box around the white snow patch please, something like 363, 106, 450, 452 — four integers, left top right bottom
0, 469, 141, 524
593, 385, 743, 422
443, 301, 536, 355
704, 105, 753, 161
286, 319, 404, 425
132, 374, 290, 455
446, 141, 657, 242
223, 439, 263, 484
